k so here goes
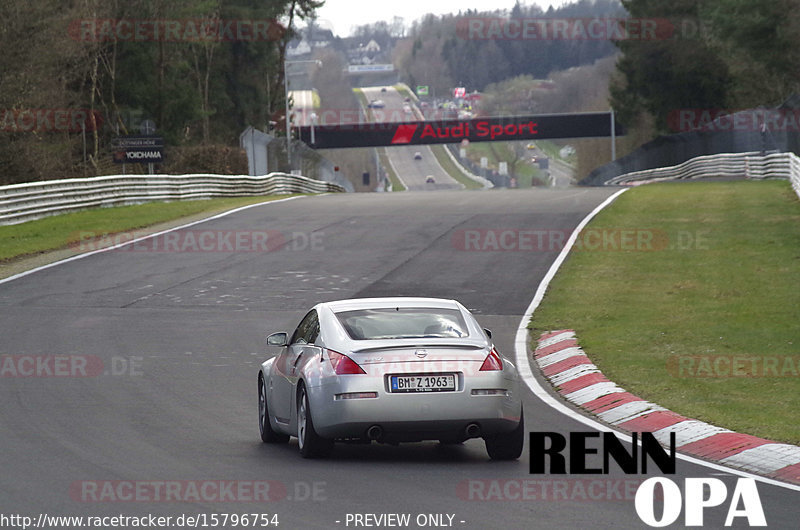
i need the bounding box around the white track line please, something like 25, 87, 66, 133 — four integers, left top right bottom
513, 188, 800, 492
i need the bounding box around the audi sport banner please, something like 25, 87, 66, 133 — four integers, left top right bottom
297, 112, 623, 149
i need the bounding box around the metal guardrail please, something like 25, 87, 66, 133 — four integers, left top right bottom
0, 173, 346, 225
442, 145, 494, 189
606, 152, 800, 199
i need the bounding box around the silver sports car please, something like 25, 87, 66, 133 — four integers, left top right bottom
257, 297, 524, 459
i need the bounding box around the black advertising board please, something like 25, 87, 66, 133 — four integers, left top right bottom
112, 135, 164, 164
297, 112, 624, 149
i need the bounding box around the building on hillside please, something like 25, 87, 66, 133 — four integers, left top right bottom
286, 27, 334, 58
347, 39, 383, 65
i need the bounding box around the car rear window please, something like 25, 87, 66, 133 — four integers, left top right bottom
335, 307, 469, 340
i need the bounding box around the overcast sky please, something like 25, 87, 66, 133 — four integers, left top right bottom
315, 0, 567, 37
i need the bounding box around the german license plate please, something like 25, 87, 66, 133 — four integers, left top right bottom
390, 374, 456, 393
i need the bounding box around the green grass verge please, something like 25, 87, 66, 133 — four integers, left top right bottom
535, 140, 566, 163
0, 196, 296, 262
512, 160, 543, 187
393, 84, 416, 102
352, 87, 369, 108
430, 145, 483, 190
466, 142, 503, 166
379, 149, 405, 191
352, 87, 378, 121
464, 142, 544, 187
529, 180, 800, 444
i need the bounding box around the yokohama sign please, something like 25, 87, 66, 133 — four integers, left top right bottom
297, 112, 623, 149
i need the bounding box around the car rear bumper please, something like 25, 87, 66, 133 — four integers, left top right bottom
307, 379, 522, 441
319, 417, 520, 443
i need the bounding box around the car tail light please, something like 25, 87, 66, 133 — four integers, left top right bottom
327, 349, 366, 375
479, 348, 503, 371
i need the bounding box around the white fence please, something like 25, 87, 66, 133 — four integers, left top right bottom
0, 173, 346, 225
606, 151, 800, 199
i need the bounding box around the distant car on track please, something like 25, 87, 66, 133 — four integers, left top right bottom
257, 297, 524, 459
368, 99, 385, 108
425, 176, 436, 184
414, 152, 422, 160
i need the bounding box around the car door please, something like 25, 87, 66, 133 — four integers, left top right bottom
271, 310, 319, 425
287, 314, 323, 430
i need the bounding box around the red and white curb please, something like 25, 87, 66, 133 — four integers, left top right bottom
534, 329, 800, 486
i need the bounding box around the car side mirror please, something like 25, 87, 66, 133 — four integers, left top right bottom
266, 332, 288, 347
483, 328, 492, 339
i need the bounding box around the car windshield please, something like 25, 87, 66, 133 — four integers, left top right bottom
335, 307, 469, 340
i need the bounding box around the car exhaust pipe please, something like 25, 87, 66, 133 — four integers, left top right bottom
464, 423, 481, 439
367, 425, 383, 441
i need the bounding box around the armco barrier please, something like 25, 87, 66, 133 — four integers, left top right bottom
606, 152, 800, 199
0, 173, 346, 225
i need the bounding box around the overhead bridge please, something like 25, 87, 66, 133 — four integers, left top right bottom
297, 112, 624, 149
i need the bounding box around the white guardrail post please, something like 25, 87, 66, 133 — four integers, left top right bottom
606, 151, 800, 200
0, 173, 346, 225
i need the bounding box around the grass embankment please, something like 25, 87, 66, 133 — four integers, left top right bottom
379, 150, 406, 191
430, 146, 483, 190
530, 180, 800, 444
393, 84, 416, 101
351, 87, 370, 111
0, 196, 294, 263
464, 142, 543, 187
535, 140, 576, 167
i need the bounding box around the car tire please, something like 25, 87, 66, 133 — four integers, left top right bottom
297, 384, 334, 458
484, 408, 524, 460
259, 375, 289, 444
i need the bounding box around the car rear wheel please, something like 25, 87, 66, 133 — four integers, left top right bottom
484, 408, 524, 460
297, 384, 333, 458
259, 375, 289, 444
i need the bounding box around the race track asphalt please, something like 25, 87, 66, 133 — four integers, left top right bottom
1, 189, 797, 529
